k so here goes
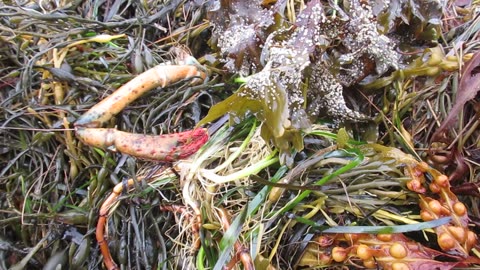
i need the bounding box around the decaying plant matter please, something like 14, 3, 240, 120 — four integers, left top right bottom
1, 0, 479, 269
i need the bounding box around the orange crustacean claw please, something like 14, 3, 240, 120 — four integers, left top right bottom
75, 128, 209, 162
74, 56, 208, 160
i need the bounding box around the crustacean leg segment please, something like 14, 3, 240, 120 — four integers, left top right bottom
74, 56, 209, 161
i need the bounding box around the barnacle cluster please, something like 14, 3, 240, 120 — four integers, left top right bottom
239, 46, 311, 136
208, 0, 274, 73
306, 64, 368, 121
339, 0, 400, 75
208, 0, 401, 163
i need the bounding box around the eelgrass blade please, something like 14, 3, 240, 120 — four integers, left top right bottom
211, 166, 288, 269
213, 205, 248, 270
289, 214, 452, 234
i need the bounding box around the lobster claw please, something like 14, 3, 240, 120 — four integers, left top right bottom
74, 58, 208, 161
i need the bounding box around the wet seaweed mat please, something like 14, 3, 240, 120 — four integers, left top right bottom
1, 0, 479, 269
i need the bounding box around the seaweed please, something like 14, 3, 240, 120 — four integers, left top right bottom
205, 0, 401, 164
